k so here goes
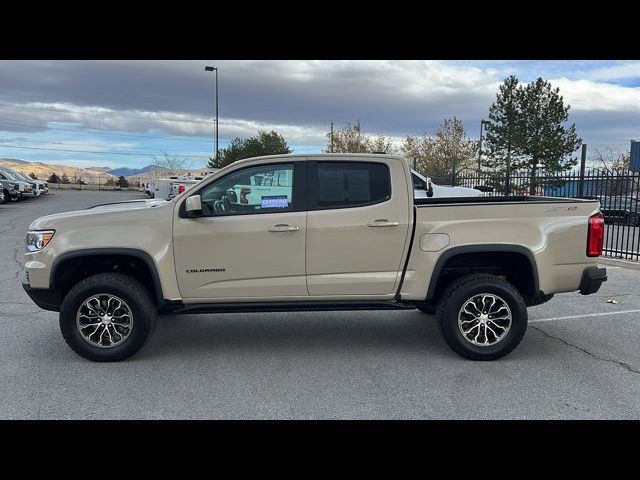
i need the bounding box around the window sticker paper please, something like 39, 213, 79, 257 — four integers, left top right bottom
261, 195, 289, 208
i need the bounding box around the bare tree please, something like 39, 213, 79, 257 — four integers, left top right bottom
326, 121, 370, 153
325, 121, 395, 154
368, 132, 395, 154
401, 117, 478, 179
152, 152, 192, 177
592, 146, 630, 173
591, 146, 635, 197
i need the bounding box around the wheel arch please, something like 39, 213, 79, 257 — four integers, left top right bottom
50, 248, 164, 306
425, 244, 540, 303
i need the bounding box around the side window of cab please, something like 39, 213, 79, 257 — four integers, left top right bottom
197, 163, 295, 216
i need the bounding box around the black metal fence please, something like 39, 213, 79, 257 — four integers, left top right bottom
429, 168, 640, 262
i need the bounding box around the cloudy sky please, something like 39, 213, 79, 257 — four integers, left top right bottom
0, 60, 638, 170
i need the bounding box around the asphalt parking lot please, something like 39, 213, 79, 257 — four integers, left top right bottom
1, 190, 640, 419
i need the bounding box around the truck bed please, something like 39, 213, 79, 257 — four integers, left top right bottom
415, 195, 598, 206
401, 194, 602, 302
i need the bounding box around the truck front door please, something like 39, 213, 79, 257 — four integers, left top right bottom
173, 161, 308, 300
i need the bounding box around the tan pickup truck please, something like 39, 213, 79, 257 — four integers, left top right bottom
22, 153, 607, 362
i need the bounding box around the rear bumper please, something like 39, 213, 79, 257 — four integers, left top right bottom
579, 266, 607, 295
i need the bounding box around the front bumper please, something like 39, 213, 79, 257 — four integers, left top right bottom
579, 266, 607, 295
22, 283, 61, 312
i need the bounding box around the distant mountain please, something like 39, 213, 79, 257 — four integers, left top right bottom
0, 158, 116, 184
107, 165, 158, 177
0, 159, 194, 183
85, 166, 112, 173
0, 158, 28, 164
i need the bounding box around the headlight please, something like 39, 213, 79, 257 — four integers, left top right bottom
26, 230, 55, 252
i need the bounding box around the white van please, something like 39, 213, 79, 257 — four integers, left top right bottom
230, 167, 293, 207
411, 170, 483, 198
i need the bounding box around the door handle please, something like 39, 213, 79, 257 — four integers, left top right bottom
267, 224, 300, 233
367, 219, 399, 228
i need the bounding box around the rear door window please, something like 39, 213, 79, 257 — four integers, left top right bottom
314, 162, 391, 209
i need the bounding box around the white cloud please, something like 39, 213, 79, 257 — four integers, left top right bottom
1, 60, 640, 153
550, 77, 640, 112
584, 62, 640, 81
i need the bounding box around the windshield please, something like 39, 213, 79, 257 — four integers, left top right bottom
11, 171, 29, 181
1, 170, 18, 181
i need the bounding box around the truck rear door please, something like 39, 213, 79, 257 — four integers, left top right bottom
305, 157, 412, 296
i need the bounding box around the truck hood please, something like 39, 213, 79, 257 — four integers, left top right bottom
29, 198, 171, 230
86, 198, 169, 210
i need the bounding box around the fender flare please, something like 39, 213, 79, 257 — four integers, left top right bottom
50, 248, 164, 305
425, 244, 539, 302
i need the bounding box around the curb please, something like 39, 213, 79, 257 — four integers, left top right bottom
598, 257, 640, 271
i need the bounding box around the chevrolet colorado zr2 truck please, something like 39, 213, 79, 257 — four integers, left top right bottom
21, 154, 607, 362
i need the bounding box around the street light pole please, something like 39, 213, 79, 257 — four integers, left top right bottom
478, 119, 490, 173
204, 65, 218, 163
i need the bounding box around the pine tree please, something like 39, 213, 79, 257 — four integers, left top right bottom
483, 75, 525, 178
208, 131, 292, 168
483, 76, 582, 194
517, 78, 582, 194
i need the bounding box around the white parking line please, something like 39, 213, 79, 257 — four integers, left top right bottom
530, 309, 640, 323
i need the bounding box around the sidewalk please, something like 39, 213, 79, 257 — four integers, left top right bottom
598, 257, 640, 271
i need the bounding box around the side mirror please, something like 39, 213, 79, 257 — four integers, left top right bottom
426, 180, 434, 198
185, 195, 203, 217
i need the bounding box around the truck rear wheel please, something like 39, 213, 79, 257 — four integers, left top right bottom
436, 274, 527, 360
59, 273, 157, 362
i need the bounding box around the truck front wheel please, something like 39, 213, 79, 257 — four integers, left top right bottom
59, 273, 157, 362
436, 274, 527, 361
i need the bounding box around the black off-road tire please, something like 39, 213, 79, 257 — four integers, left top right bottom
436, 274, 528, 361
525, 292, 554, 307
59, 273, 157, 362
1, 189, 9, 204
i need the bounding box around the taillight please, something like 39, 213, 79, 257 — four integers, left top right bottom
178, 185, 186, 194
240, 188, 251, 204
587, 212, 604, 257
